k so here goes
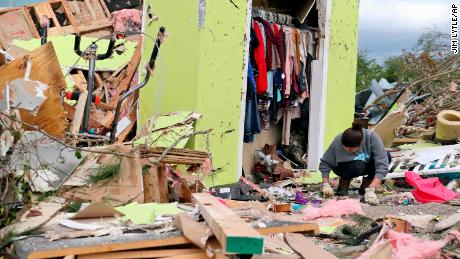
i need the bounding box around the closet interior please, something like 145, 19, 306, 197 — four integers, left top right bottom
242, 0, 322, 183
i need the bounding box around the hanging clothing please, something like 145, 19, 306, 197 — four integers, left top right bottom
254, 17, 285, 93
258, 97, 271, 130
244, 61, 261, 143
253, 20, 268, 95
281, 106, 302, 145
271, 69, 283, 121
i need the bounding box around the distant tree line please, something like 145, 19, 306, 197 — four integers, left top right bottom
356, 30, 452, 93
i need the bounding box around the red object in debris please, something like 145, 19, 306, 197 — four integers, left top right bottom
65, 91, 101, 104
405, 171, 459, 204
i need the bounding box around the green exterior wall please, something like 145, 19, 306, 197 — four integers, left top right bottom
324, 0, 360, 147
140, 0, 359, 185
140, 0, 249, 186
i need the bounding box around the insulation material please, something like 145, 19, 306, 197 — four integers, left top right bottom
303, 199, 364, 220
435, 110, 460, 141
358, 230, 446, 259
111, 9, 142, 33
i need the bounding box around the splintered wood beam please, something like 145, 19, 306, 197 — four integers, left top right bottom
69, 90, 88, 136
109, 38, 142, 107
192, 193, 264, 255
155, 165, 169, 203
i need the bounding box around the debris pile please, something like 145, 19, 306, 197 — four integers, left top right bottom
0, 1, 459, 259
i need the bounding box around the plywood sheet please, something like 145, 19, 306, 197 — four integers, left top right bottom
0, 9, 36, 42
0, 42, 68, 137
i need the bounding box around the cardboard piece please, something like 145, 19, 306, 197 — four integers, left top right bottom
175, 213, 212, 249
373, 110, 406, 147
0, 200, 64, 235
284, 233, 337, 259
62, 151, 144, 207
116, 202, 183, 225
72, 202, 124, 219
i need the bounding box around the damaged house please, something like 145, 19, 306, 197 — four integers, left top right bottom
0, 0, 458, 258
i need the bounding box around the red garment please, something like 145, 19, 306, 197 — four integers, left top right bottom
405, 171, 459, 203
253, 21, 268, 95
254, 17, 285, 94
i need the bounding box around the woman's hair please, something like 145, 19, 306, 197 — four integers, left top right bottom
341, 121, 364, 147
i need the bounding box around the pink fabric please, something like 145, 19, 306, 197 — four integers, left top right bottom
359, 230, 446, 259
112, 9, 142, 33
405, 171, 459, 203
303, 199, 364, 220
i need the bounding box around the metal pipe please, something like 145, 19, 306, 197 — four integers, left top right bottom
97, 35, 116, 60
109, 27, 166, 143
149, 27, 165, 69
73, 34, 83, 56
81, 43, 97, 132
110, 69, 151, 143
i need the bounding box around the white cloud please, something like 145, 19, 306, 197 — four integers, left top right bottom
358, 0, 450, 61
359, 0, 449, 33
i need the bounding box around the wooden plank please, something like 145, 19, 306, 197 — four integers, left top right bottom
57, 0, 80, 32
109, 39, 142, 106
69, 90, 88, 136
115, 102, 137, 143
240, 176, 267, 195
95, 102, 114, 111
27, 236, 190, 259
143, 156, 206, 166
284, 233, 337, 259
151, 165, 169, 203
393, 138, 419, 145
256, 223, 319, 236
0, 42, 68, 137
22, 7, 41, 38
143, 166, 156, 203
192, 193, 264, 254
141, 147, 209, 157
84, 0, 97, 20
98, 0, 111, 17
78, 248, 203, 259
167, 252, 208, 259
93, 73, 103, 94
63, 102, 108, 132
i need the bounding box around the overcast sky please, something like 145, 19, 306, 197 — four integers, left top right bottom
358, 0, 450, 63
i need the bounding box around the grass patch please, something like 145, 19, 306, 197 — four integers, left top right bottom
89, 163, 121, 184
66, 202, 82, 213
